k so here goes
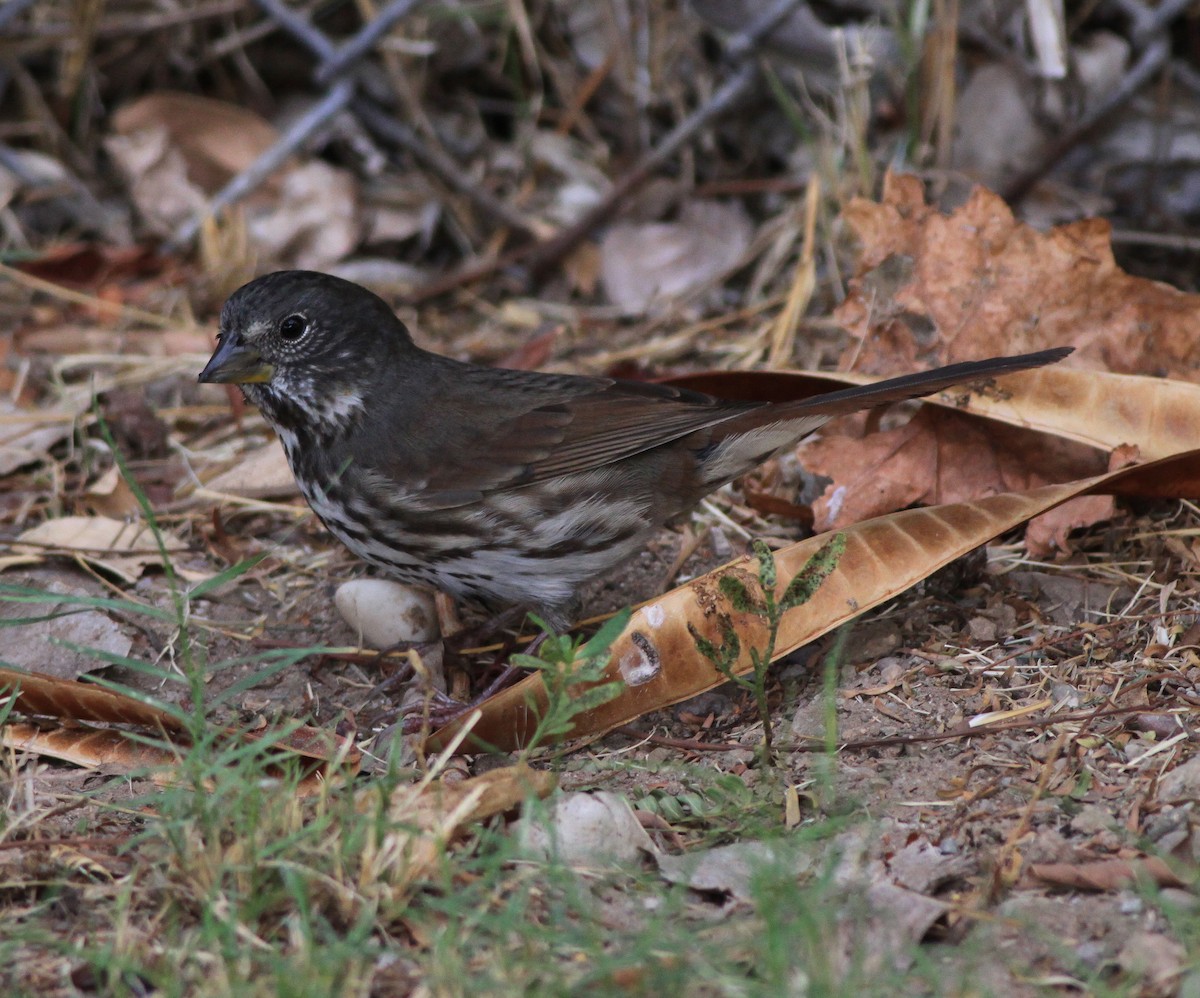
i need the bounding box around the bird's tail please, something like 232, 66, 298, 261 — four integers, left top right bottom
777, 346, 1073, 418
695, 346, 1072, 489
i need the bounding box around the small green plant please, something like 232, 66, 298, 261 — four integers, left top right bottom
509, 607, 631, 755
690, 534, 846, 766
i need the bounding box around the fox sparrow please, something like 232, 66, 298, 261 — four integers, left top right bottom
199, 271, 1070, 626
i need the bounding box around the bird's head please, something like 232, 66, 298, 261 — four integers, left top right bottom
199, 270, 412, 434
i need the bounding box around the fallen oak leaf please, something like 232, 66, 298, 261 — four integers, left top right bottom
802, 406, 1105, 534
838, 172, 1200, 377
0, 515, 192, 583
673, 366, 1200, 547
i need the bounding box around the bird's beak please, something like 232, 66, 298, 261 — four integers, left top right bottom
198, 335, 275, 384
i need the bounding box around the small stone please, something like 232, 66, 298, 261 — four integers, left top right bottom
335, 579, 440, 647
1118, 892, 1144, 915
519, 792, 657, 867
1159, 888, 1200, 913
967, 616, 997, 642
876, 656, 906, 684
1159, 756, 1200, 802
1069, 804, 1118, 836
845, 619, 901, 662
1117, 931, 1185, 996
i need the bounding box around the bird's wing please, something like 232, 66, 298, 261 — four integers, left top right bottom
389, 377, 761, 509
366, 346, 1074, 510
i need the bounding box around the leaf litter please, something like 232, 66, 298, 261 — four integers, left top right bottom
4, 2, 1200, 992
8, 190, 1200, 995
8, 190, 1200, 993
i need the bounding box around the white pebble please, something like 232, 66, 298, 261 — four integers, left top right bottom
335, 579, 440, 647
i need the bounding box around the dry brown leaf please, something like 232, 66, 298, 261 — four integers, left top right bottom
356, 764, 557, 892
801, 407, 1106, 534
0, 396, 87, 477
246, 160, 360, 272
3, 721, 179, 770
676, 364, 1197, 552
1029, 857, 1188, 891
200, 439, 299, 499
1, 666, 360, 785
766, 173, 1200, 542
1, 515, 190, 583
380, 763, 557, 830
84, 466, 142, 519
1024, 494, 1116, 555
600, 200, 753, 313
838, 172, 1200, 376
3, 720, 359, 794
107, 92, 359, 269
0, 666, 185, 731
669, 366, 1200, 463
429, 447, 1200, 752
111, 92, 282, 196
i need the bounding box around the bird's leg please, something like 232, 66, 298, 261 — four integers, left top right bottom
399, 630, 550, 733
357, 599, 523, 705
357, 637, 444, 715
361, 594, 576, 736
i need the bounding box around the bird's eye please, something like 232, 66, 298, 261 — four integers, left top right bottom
279, 314, 308, 341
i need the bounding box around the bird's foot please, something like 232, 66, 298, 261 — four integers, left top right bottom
400, 630, 549, 733
397, 661, 527, 734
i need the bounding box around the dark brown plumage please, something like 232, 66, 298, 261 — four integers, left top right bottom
199, 271, 1071, 625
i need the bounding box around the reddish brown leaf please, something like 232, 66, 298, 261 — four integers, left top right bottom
1030, 857, 1188, 891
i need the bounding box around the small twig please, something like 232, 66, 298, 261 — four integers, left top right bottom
0, 833, 134, 853
410, 63, 765, 302
615, 725, 744, 752
724, 0, 811, 61
0, 261, 174, 328
314, 0, 423, 84
259, 0, 542, 240
1118, 0, 1196, 45
252, 0, 336, 61
984, 730, 1066, 903
167, 0, 429, 248
1111, 229, 1200, 252
791, 702, 1176, 753
225, 0, 542, 254
203, 7, 286, 64
520, 0, 808, 275
523, 60, 761, 280
0, 140, 111, 224
5, 0, 248, 42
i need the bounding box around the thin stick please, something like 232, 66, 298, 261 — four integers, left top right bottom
0, 262, 173, 328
